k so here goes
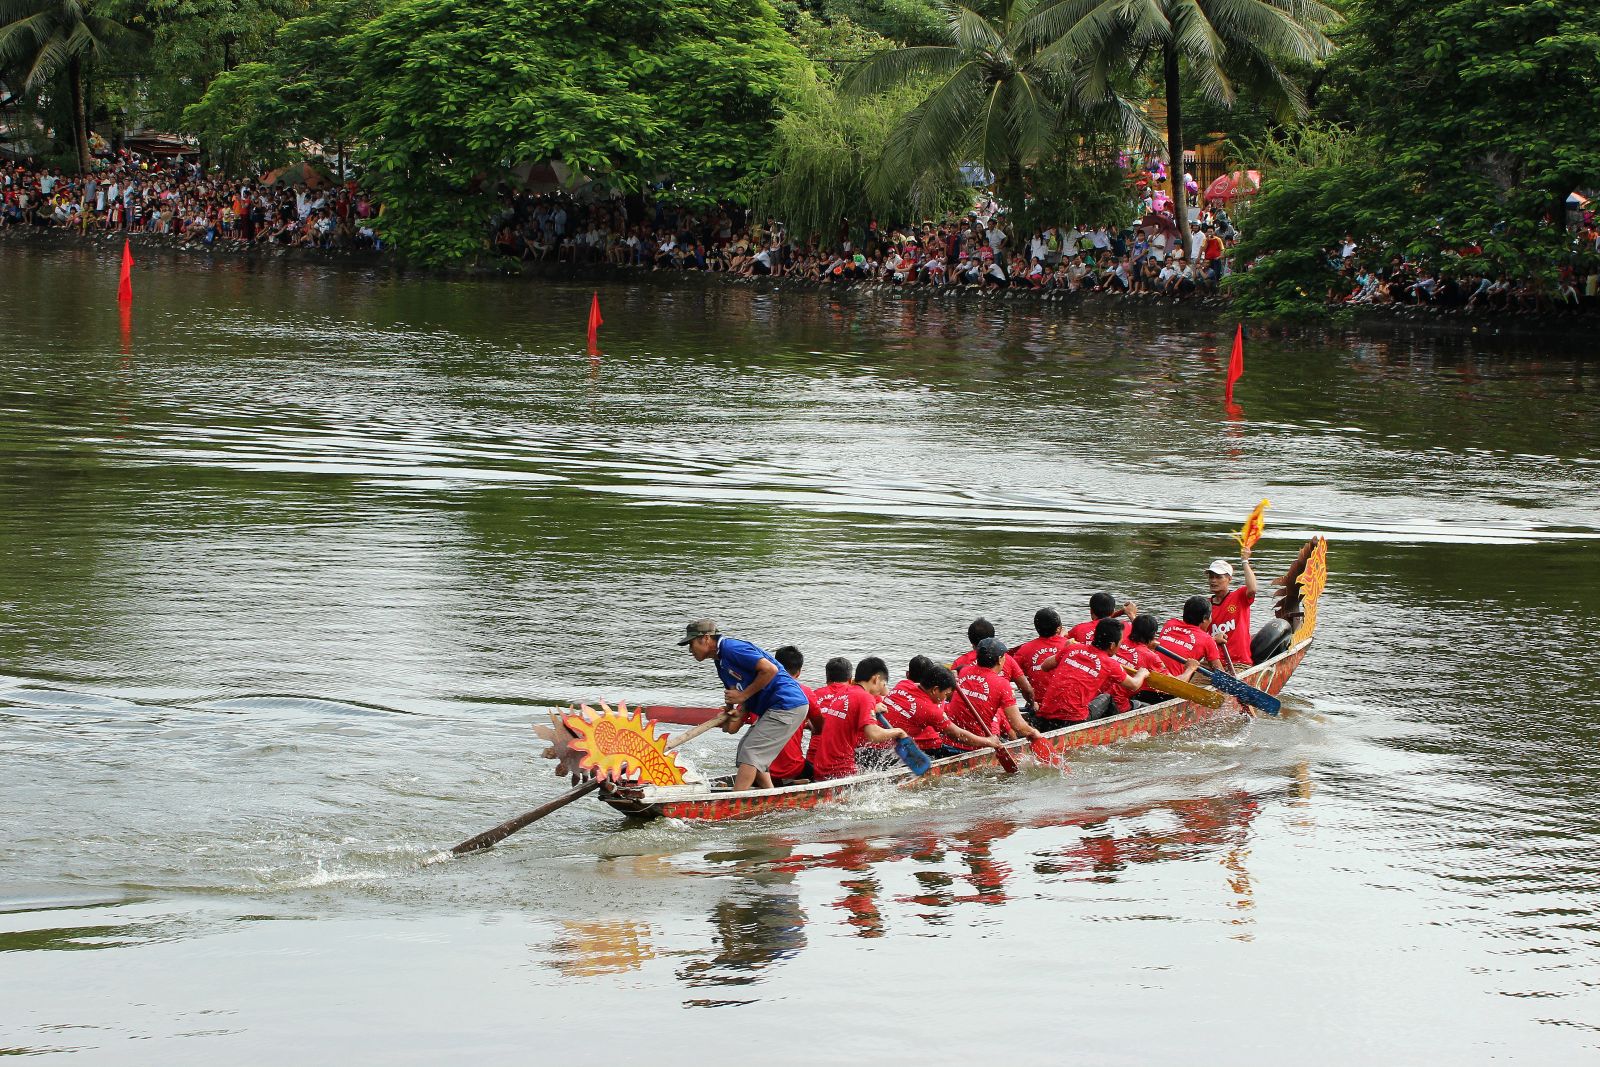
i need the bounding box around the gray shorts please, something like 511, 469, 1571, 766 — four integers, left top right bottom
736, 702, 809, 771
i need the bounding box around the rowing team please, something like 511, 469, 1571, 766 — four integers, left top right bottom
679, 552, 1259, 791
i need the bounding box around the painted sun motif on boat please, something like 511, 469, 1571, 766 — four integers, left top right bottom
563, 703, 689, 786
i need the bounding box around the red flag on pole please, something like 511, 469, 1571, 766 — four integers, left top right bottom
586, 292, 602, 349
117, 239, 134, 305
1224, 323, 1244, 402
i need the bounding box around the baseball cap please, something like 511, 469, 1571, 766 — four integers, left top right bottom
677, 619, 719, 645
975, 636, 1008, 666
1205, 559, 1235, 577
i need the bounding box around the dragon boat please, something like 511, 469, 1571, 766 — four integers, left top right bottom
533, 537, 1327, 825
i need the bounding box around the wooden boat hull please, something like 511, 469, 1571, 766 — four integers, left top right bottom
600, 638, 1312, 823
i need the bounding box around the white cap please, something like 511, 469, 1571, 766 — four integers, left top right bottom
1206, 559, 1235, 577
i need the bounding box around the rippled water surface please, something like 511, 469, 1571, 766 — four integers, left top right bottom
4, 246, 1600, 1063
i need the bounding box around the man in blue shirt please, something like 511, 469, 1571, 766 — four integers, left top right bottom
679, 619, 811, 792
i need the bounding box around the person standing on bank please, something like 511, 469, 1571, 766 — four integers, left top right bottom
679, 619, 811, 792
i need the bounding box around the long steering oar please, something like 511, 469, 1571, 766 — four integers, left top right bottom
1124, 663, 1225, 709
450, 708, 734, 856
950, 686, 1019, 774
1155, 647, 1281, 716
875, 712, 933, 776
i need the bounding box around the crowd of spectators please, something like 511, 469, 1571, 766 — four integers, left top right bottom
10, 151, 1595, 313
491, 188, 1242, 299
1326, 227, 1600, 314
0, 153, 381, 250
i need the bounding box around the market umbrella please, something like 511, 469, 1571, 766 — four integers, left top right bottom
261, 161, 332, 188
1203, 170, 1262, 202
1139, 211, 1179, 237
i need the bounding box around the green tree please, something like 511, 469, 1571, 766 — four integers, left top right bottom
0, 0, 147, 169
1044, 0, 1337, 258
182, 0, 374, 173
1328, 0, 1600, 264
1229, 0, 1600, 318
128, 0, 307, 135
758, 68, 968, 241
347, 0, 805, 264
843, 0, 1148, 228
1221, 123, 1379, 318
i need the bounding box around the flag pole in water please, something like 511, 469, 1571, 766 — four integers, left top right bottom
586, 292, 602, 353
117, 239, 134, 305
1224, 322, 1244, 402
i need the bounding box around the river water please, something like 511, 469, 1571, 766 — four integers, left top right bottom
3, 244, 1599, 1063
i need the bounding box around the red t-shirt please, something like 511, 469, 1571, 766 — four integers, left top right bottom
1204, 586, 1255, 666
1157, 620, 1222, 668
1037, 645, 1123, 723
1113, 640, 1166, 709
766, 682, 819, 780
946, 664, 1016, 750
805, 682, 879, 780
878, 679, 951, 749
1013, 634, 1070, 694
952, 648, 1027, 689
1067, 618, 1128, 645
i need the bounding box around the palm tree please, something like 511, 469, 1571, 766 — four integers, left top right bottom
843, 0, 1150, 231
1038, 0, 1338, 259
0, 0, 146, 171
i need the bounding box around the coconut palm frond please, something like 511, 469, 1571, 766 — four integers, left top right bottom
876, 61, 985, 194
0, 9, 57, 61
1044, 0, 1128, 57
945, 0, 1005, 58
21, 29, 68, 87
1006, 68, 1062, 161
1169, 0, 1224, 63
1018, 0, 1107, 47
842, 44, 963, 97
1207, 0, 1326, 63
83, 13, 151, 47
1222, 45, 1305, 122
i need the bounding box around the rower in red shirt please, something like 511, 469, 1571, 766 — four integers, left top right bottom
1203, 550, 1257, 668
1012, 608, 1071, 698
1028, 619, 1148, 727
952, 618, 1036, 707
1115, 614, 1181, 707
947, 638, 1042, 750
765, 645, 822, 784
1066, 592, 1137, 644
878, 659, 999, 759
804, 656, 907, 781
1157, 597, 1226, 674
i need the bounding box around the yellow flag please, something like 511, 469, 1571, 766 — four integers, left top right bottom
1235, 499, 1271, 551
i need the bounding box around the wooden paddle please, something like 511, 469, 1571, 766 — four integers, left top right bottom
1122, 662, 1225, 709
1155, 646, 1281, 715
950, 685, 1019, 774
450, 708, 735, 856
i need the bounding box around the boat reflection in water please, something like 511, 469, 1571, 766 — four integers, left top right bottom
625, 786, 1273, 1003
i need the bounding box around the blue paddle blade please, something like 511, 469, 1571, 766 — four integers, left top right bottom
877, 711, 932, 776
1155, 645, 1282, 716
895, 737, 933, 776
1206, 669, 1282, 715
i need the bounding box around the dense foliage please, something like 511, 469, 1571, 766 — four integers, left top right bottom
1228, 0, 1600, 317
3, 0, 1596, 280
757, 71, 968, 243
345, 0, 802, 263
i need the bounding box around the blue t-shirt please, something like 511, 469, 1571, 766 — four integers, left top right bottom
715, 637, 808, 717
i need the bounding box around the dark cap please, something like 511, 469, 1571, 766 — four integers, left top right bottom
677, 619, 719, 646
975, 636, 1008, 667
